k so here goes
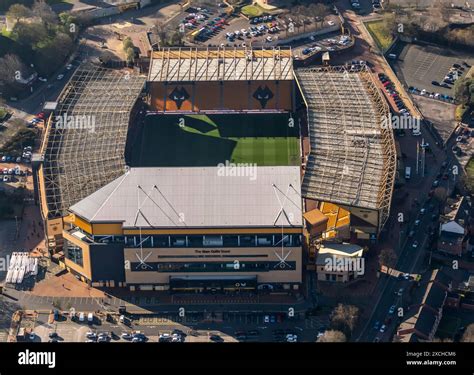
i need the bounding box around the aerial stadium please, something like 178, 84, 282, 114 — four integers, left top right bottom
34, 47, 396, 292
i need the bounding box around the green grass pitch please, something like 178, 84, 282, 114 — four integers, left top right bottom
130, 113, 300, 167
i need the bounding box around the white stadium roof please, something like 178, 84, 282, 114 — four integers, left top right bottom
148, 47, 294, 82
70, 166, 302, 229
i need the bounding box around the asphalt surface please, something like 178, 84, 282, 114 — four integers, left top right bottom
358, 128, 461, 342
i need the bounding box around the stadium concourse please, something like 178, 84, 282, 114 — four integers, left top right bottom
34, 47, 395, 291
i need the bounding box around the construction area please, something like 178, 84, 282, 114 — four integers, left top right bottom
38, 64, 146, 221
295, 65, 396, 236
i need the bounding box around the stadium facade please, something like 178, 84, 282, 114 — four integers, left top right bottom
63, 167, 303, 291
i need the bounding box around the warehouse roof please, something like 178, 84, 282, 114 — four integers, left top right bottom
70, 166, 302, 228
148, 47, 293, 82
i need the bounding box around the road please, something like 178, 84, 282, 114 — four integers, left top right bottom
358, 135, 461, 342
329, 0, 467, 343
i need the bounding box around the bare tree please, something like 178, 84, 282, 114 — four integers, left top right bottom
330, 304, 359, 337
153, 20, 168, 47
378, 248, 397, 273
317, 330, 347, 342
0, 54, 28, 85
32, 1, 58, 25
461, 324, 474, 342
6, 4, 31, 23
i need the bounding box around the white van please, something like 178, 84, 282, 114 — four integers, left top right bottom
87, 313, 94, 323
79, 312, 85, 322
405, 167, 411, 180
388, 53, 397, 60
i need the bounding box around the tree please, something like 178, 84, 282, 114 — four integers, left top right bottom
34, 32, 73, 76
122, 37, 135, 63
6, 3, 31, 22
0, 53, 29, 96
317, 330, 347, 342
378, 248, 397, 273
153, 20, 168, 46
455, 77, 474, 106
330, 304, 359, 337
32, 1, 57, 25
170, 31, 183, 46
59, 12, 79, 36
312, 3, 329, 28
123, 37, 134, 52
11, 21, 48, 46
461, 324, 474, 342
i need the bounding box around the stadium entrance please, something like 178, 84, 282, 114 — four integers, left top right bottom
169, 276, 257, 293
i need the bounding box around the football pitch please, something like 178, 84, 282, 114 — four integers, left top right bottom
130, 113, 300, 167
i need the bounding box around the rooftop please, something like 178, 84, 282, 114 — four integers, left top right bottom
315, 242, 364, 266
148, 47, 293, 82
41, 63, 146, 218
70, 166, 302, 229
295, 66, 396, 230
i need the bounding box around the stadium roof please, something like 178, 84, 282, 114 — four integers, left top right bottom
148, 47, 293, 82
41, 63, 146, 219
295, 66, 396, 229
69, 166, 302, 228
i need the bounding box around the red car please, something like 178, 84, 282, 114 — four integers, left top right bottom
37, 112, 45, 119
